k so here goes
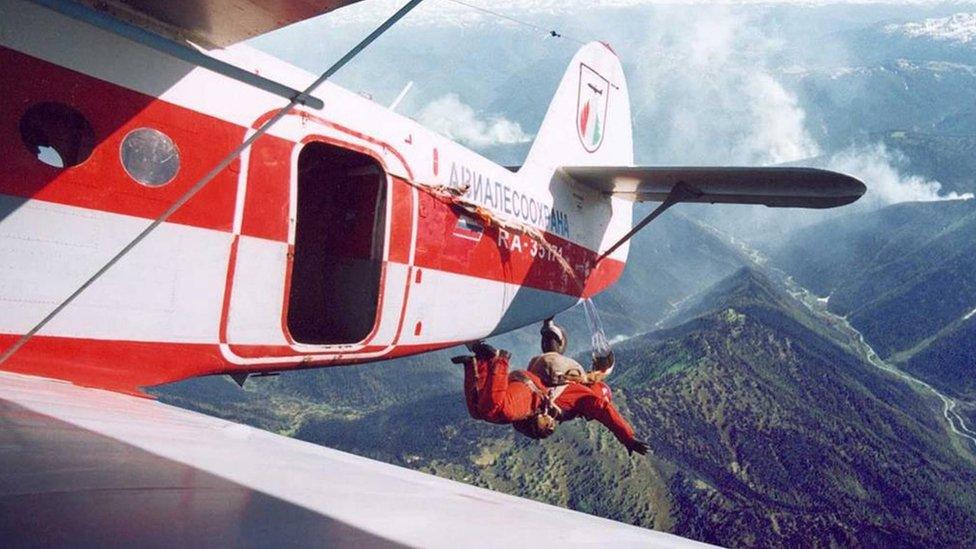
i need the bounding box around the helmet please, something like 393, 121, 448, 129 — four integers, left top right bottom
513, 413, 557, 440
540, 317, 567, 354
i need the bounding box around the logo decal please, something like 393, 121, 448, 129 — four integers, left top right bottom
576, 63, 610, 153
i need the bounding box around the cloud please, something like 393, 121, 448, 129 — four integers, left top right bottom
629, 7, 971, 207
632, 7, 820, 166
312, 2, 971, 206
825, 144, 974, 204
622, 4, 972, 245
415, 93, 533, 148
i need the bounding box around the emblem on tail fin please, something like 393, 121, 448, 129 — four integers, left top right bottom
576, 63, 610, 153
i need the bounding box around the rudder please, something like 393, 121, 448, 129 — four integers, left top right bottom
521, 42, 634, 173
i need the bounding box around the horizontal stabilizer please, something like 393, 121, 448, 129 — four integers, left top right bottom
561, 167, 867, 208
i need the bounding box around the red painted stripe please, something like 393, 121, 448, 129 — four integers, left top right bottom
0, 333, 465, 392
0, 46, 629, 392
413, 190, 625, 297
0, 334, 225, 395
388, 178, 414, 264
239, 134, 292, 242
218, 234, 241, 345
1, 45, 625, 298
250, 110, 415, 181
1, 46, 240, 232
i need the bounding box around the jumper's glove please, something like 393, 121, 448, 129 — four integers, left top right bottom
470, 340, 499, 362
450, 355, 473, 366
625, 439, 650, 456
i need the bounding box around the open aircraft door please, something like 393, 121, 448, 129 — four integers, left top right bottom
219, 114, 416, 366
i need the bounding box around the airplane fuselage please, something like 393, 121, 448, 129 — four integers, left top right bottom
0, 1, 633, 392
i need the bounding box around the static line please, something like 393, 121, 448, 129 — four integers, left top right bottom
442, 0, 588, 45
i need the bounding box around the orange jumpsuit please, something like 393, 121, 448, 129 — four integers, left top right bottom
463, 353, 638, 446
463, 354, 540, 423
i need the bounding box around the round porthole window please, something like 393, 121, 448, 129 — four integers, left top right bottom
19, 102, 95, 168
120, 127, 180, 187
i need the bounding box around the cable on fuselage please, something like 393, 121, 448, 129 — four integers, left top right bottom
441, 0, 589, 46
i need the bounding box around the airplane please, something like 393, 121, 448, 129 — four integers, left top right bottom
0, 0, 866, 545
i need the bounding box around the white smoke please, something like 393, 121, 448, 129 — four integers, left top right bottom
633, 8, 820, 166
825, 144, 974, 205
633, 7, 969, 206
416, 94, 533, 148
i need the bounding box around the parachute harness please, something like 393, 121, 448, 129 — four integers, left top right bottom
509, 371, 565, 420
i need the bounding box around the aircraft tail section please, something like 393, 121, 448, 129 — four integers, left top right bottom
522, 42, 634, 173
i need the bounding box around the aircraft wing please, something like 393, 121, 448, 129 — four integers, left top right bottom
0, 371, 706, 547
561, 166, 866, 209
94, 0, 368, 47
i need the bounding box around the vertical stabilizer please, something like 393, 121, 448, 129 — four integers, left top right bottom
521, 42, 634, 174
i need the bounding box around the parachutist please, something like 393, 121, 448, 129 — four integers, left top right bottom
458, 320, 648, 453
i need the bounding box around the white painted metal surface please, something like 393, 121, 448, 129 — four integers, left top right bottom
0, 372, 708, 547
0, 197, 232, 342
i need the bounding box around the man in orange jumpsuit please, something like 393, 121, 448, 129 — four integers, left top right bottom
460, 339, 649, 455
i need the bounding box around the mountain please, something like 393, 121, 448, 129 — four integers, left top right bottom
154, 351, 464, 436
778, 9, 976, 155
851, 12, 976, 65
786, 59, 976, 155
597, 210, 752, 328
611, 268, 976, 546
770, 199, 976, 401
899, 314, 976, 406
878, 132, 976, 196
280, 268, 976, 547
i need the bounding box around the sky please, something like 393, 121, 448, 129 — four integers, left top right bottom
252, 0, 975, 222
322, 0, 976, 24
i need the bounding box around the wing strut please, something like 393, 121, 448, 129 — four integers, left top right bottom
29, 0, 325, 109
595, 182, 700, 264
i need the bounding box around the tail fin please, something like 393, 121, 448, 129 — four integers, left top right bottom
522, 42, 634, 172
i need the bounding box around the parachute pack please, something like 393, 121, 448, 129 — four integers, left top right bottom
527, 352, 588, 386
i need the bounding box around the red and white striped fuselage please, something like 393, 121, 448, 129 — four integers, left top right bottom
0, 0, 634, 393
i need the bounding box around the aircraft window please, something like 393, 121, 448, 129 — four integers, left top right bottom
19, 102, 95, 168
120, 127, 180, 187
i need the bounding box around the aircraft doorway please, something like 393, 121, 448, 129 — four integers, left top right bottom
286, 142, 386, 345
